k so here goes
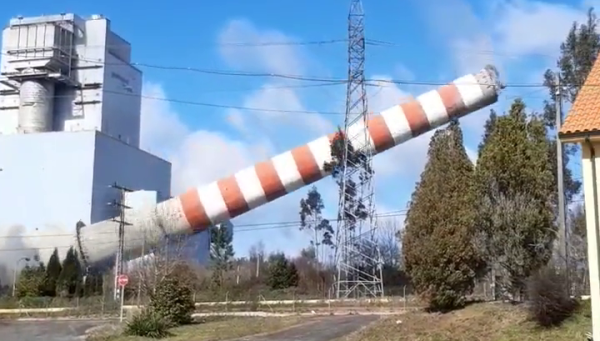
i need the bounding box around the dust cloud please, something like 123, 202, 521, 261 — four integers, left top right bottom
0, 224, 74, 287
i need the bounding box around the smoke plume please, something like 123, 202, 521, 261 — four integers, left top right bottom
0, 224, 74, 287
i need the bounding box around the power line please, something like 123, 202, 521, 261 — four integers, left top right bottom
0, 49, 563, 88
0, 39, 348, 51
0, 210, 408, 242
0, 79, 571, 120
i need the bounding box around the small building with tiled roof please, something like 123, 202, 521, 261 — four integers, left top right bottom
559, 55, 600, 340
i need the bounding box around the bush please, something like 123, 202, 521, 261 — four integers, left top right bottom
266, 253, 299, 290
150, 277, 195, 326
527, 266, 579, 327
124, 309, 171, 338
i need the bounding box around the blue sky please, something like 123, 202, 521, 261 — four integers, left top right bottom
0, 0, 590, 258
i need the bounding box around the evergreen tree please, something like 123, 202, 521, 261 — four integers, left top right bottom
40, 248, 62, 297
476, 99, 555, 300
57, 247, 83, 297
540, 9, 599, 203
209, 221, 235, 286
402, 120, 484, 311
266, 252, 299, 290
478, 109, 497, 155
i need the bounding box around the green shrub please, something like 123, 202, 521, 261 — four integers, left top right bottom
527, 266, 579, 327
124, 309, 171, 338
150, 277, 195, 326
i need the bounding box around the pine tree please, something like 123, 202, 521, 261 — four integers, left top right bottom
57, 247, 83, 297
476, 99, 555, 300
540, 9, 599, 203
402, 120, 484, 311
40, 248, 62, 297
266, 253, 299, 290
209, 221, 235, 286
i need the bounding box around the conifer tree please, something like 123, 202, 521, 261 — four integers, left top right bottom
266, 252, 299, 290
402, 120, 484, 311
40, 248, 62, 297
476, 99, 555, 300
540, 8, 599, 204
478, 109, 497, 155
57, 247, 83, 297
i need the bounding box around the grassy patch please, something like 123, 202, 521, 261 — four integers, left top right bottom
340, 302, 591, 341
88, 316, 310, 341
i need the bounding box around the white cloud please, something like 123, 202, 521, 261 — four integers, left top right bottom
218, 19, 335, 141
140, 83, 273, 195
493, 1, 587, 57
412, 0, 592, 140
139, 19, 343, 255
218, 19, 309, 76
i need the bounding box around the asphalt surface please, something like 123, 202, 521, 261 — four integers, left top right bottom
234, 315, 380, 341
0, 319, 114, 341
0, 315, 380, 341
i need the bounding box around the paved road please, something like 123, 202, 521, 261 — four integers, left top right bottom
235, 315, 380, 341
0, 319, 114, 341
0, 315, 380, 341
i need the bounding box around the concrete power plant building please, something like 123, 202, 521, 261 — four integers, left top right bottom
0, 13, 210, 267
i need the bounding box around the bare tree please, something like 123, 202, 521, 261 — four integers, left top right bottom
377, 218, 401, 268
129, 233, 201, 303
568, 203, 588, 295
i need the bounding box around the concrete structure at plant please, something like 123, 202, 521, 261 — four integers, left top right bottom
0, 13, 210, 267
559, 53, 600, 340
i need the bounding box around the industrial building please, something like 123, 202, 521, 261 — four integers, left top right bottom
0, 13, 210, 266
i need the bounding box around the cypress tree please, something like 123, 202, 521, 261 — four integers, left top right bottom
476, 99, 555, 300
41, 248, 62, 297
57, 247, 83, 297
402, 120, 484, 311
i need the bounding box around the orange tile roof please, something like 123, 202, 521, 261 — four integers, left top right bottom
560, 54, 600, 136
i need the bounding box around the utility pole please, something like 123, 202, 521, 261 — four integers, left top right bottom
255, 256, 260, 278
108, 182, 133, 301
555, 76, 569, 285
136, 238, 145, 306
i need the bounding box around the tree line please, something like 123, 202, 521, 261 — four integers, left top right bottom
12, 246, 102, 298
401, 8, 597, 311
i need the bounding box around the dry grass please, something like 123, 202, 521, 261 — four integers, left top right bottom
339, 302, 591, 341
89, 316, 311, 341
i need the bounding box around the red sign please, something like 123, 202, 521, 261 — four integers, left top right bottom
117, 274, 129, 287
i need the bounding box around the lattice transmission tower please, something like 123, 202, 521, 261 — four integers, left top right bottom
334, 0, 384, 299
